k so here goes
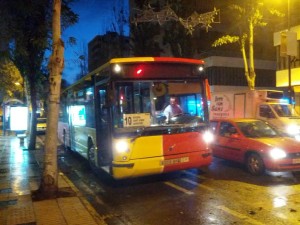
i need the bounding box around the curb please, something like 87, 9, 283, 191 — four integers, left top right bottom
60, 173, 107, 225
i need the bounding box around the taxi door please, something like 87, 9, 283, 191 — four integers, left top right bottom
214, 121, 246, 162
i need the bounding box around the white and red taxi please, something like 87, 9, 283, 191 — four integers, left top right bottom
210, 118, 300, 175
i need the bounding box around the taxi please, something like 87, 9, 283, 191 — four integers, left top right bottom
210, 118, 300, 175
37, 117, 47, 134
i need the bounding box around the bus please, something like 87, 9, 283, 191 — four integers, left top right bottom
58, 57, 213, 179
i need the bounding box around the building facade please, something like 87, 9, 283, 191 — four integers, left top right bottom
88, 32, 130, 72
274, 25, 300, 112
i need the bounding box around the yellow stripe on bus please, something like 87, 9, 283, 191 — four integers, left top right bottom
130, 135, 163, 159
110, 57, 155, 63
112, 135, 164, 179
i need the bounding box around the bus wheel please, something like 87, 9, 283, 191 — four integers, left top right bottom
88, 139, 96, 169
246, 153, 265, 175
63, 130, 68, 153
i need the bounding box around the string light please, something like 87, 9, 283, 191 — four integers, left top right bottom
132, 4, 220, 34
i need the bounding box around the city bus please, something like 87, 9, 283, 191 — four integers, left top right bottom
58, 57, 213, 179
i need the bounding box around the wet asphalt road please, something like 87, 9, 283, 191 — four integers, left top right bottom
56, 146, 300, 225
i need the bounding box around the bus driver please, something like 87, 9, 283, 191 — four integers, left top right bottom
163, 96, 183, 120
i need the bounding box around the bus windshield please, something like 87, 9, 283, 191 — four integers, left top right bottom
113, 80, 205, 134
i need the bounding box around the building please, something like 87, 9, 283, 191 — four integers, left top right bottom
88, 32, 130, 72
273, 0, 300, 112
274, 25, 300, 112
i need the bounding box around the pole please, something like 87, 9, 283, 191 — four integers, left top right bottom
287, 0, 293, 104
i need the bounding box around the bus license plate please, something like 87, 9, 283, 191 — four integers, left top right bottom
161, 157, 189, 166
292, 158, 300, 164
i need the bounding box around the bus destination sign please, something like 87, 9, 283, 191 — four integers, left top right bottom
123, 113, 151, 127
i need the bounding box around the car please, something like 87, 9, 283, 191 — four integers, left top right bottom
210, 118, 300, 175
37, 117, 47, 134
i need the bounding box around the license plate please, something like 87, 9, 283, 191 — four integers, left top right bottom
161, 157, 189, 166
292, 158, 300, 164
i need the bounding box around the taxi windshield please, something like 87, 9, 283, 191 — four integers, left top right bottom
237, 120, 279, 138
37, 118, 47, 123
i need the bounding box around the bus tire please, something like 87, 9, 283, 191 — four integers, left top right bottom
63, 130, 68, 153
88, 139, 96, 169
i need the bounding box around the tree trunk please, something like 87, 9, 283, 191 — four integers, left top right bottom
240, 38, 251, 89
28, 77, 37, 150
248, 19, 256, 90
33, 0, 64, 199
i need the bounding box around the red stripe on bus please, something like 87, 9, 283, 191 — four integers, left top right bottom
153, 57, 204, 64
162, 132, 211, 173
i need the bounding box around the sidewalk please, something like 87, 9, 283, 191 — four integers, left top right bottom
0, 135, 106, 225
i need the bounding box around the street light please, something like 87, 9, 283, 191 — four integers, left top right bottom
14, 80, 25, 103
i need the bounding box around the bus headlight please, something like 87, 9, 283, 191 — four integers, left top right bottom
203, 130, 214, 144
286, 124, 300, 135
269, 148, 286, 160
115, 140, 129, 153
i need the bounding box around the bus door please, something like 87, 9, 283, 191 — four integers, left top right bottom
95, 86, 112, 166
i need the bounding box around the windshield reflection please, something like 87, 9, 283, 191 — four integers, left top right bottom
113, 80, 207, 135
237, 120, 279, 138
271, 104, 300, 117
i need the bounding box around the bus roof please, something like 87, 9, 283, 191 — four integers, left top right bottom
109, 57, 205, 65
62, 57, 205, 93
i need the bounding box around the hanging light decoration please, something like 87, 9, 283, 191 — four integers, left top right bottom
132, 4, 220, 34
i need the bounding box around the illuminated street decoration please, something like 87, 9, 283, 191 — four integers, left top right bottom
132, 5, 178, 25
132, 4, 220, 34
179, 8, 220, 33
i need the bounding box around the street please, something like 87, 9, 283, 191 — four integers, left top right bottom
56, 144, 300, 225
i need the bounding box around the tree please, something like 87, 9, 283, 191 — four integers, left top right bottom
0, 0, 77, 151
7, 0, 50, 149
34, 0, 65, 198
74, 41, 88, 80
0, 57, 23, 101
0, 0, 77, 198
131, 1, 164, 56
212, 0, 283, 90
161, 0, 197, 58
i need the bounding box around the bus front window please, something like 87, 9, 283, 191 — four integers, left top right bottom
113, 80, 205, 131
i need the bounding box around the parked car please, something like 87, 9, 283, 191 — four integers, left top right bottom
37, 117, 47, 134
210, 118, 300, 175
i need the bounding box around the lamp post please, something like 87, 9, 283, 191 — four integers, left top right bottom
287, 0, 293, 104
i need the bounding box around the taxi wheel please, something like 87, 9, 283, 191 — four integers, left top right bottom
246, 153, 265, 175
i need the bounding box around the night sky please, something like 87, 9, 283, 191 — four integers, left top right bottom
62, 0, 129, 84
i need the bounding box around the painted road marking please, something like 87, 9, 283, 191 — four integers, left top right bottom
183, 170, 206, 179
216, 205, 264, 225
164, 182, 194, 195
181, 178, 214, 191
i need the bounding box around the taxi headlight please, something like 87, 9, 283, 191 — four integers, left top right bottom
115, 140, 129, 153
286, 124, 300, 135
203, 130, 214, 144
295, 135, 300, 142
269, 148, 287, 160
